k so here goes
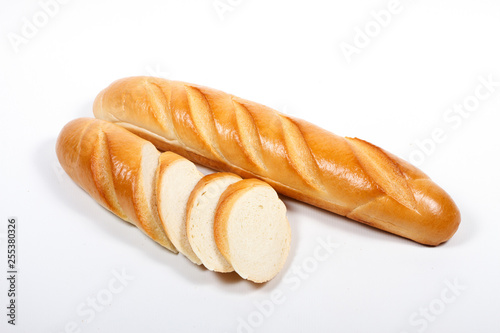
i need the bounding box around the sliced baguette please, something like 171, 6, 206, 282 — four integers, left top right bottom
56, 118, 177, 252
186, 173, 242, 272
156, 152, 204, 264
214, 179, 291, 283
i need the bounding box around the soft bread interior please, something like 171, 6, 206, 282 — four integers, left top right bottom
222, 185, 290, 283
187, 175, 240, 272
158, 159, 203, 264
140, 144, 177, 252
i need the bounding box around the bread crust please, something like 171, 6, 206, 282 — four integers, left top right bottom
56, 117, 176, 251
94, 77, 461, 246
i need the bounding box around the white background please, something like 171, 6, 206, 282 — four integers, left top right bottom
1, 1, 499, 332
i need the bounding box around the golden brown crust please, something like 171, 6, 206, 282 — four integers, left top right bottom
94, 77, 461, 245
56, 117, 176, 251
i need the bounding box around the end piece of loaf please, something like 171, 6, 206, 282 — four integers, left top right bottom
56, 118, 176, 252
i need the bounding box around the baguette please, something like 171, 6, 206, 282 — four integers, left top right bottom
55, 118, 176, 252
57, 118, 291, 282
214, 179, 291, 283
93, 76, 461, 246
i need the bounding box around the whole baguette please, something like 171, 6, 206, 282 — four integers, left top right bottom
56, 117, 176, 252
93, 77, 461, 246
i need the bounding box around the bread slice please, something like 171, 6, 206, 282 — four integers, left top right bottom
214, 179, 291, 283
135, 143, 178, 252
156, 152, 204, 264
186, 173, 242, 272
